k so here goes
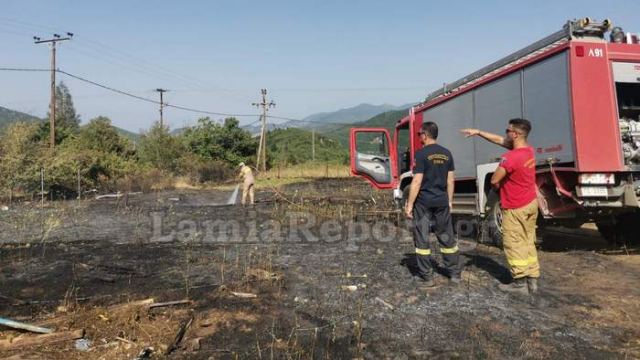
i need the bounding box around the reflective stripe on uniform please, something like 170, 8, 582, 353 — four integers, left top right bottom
440, 245, 459, 254
415, 247, 431, 256
508, 256, 538, 267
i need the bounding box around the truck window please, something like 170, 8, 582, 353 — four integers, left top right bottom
354, 131, 392, 184
396, 125, 410, 174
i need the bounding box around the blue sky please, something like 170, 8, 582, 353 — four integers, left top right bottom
1, 0, 638, 132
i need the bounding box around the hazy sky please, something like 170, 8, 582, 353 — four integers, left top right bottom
1, 1, 638, 132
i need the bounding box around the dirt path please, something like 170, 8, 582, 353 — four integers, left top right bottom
0, 178, 638, 359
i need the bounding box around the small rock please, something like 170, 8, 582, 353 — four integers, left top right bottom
405, 296, 418, 304
74, 338, 92, 351
187, 337, 201, 351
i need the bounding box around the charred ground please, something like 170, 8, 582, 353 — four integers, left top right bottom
0, 178, 638, 359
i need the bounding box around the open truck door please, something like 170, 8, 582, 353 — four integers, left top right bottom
349, 128, 398, 189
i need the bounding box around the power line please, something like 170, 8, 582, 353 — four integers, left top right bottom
56, 69, 159, 105
0, 67, 50, 72
55, 70, 261, 118
0, 17, 218, 91
167, 103, 258, 117
0, 67, 264, 118
1, 68, 378, 137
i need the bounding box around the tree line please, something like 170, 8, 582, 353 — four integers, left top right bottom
0, 82, 258, 199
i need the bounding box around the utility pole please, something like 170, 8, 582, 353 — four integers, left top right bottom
34, 32, 73, 148
155, 88, 168, 127
312, 129, 315, 162
252, 89, 275, 172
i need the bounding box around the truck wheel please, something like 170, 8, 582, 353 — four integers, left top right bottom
597, 212, 640, 246
596, 222, 619, 244
481, 190, 503, 247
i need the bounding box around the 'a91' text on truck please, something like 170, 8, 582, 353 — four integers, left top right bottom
349, 18, 640, 244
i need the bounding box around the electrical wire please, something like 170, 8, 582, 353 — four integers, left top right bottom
1, 68, 385, 136
0, 17, 220, 91
56, 69, 261, 118
0, 67, 50, 72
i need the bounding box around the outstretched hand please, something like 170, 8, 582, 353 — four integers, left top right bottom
460, 128, 480, 138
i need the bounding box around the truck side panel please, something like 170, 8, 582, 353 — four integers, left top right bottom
416, 51, 576, 181
473, 72, 523, 164
569, 42, 623, 171
523, 51, 575, 164
422, 92, 476, 178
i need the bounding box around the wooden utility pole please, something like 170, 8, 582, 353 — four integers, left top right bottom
155, 88, 168, 127
34, 33, 73, 148
312, 129, 315, 162
252, 89, 275, 172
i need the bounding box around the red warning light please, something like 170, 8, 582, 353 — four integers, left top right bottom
576, 46, 585, 57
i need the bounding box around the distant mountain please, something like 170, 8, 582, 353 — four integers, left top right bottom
114, 127, 140, 142
0, 106, 42, 127
318, 107, 411, 147
238, 103, 413, 136
241, 122, 288, 136
287, 103, 412, 128
1, 106, 140, 142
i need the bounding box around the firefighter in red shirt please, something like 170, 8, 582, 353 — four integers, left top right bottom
461, 119, 539, 295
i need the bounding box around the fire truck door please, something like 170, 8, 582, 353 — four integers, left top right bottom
349, 128, 398, 189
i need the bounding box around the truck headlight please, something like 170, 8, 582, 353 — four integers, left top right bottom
578, 173, 615, 185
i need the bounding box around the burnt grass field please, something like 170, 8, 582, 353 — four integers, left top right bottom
0, 178, 639, 359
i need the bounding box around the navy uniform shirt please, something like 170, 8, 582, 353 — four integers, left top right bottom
413, 144, 455, 207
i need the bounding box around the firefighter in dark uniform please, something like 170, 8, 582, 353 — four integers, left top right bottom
404, 121, 461, 286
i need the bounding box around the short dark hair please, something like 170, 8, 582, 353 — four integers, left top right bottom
421, 121, 439, 140
508, 118, 532, 137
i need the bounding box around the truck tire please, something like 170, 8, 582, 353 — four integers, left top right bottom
597, 212, 640, 246
481, 190, 503, 247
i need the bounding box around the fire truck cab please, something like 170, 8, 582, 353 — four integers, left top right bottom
350, 18, 640, 244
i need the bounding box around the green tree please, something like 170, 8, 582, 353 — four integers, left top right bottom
0, 122, 44, 195
267, 128, 348, 165
182, 117, 258, 166
44, 116, 138, 192
52, 81, 80, 129
76, 116, 130, 155
40, 81, 81, 144
137, 122, 185, 172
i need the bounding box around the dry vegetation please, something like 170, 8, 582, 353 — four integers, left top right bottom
0, 175, 639, 359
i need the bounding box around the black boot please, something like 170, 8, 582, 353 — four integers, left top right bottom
418, 273, 436, 288
498, 277, 529, 295
449, 272, 462, 285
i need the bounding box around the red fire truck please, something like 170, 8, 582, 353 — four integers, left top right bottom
349, 18, 640, 244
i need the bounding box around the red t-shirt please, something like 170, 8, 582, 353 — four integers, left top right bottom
498, 146, 537, 209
